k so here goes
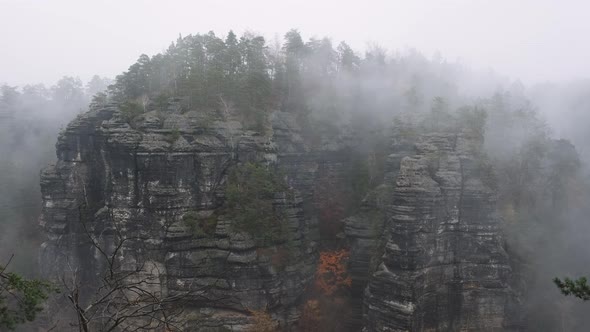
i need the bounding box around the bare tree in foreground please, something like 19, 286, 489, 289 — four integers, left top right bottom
59, 208, 225, 332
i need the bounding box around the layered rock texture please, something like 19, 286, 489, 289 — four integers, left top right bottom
39, 100, 347, 330
361, 123, 519, 331
40, 100, 519, 331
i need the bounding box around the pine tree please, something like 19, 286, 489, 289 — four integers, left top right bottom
237, 35, 271, 128
282, 29, 307, 113
337, 41, 359, 72
224, 30, 241, 98
0, 261, 55, 330
184, 35, 205, 107
52, 76, 85, 106
85, 75, 111, 97
203, 31, 226, 107
0, 85, 20, 108
554, 277, 590, 301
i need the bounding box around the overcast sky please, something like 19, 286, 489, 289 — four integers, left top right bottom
1, 0, 588, 86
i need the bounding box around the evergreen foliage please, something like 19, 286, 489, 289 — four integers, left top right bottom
225, 163, 290, 246
106, 29, 465, 134
119, 101, 144, 123
182, 211, 218, 237
165, 128, 181, 144
0, 265, 56, 330
554, 277, 590, 301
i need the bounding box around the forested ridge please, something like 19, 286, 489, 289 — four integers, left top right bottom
85, 29, 590, 330
2, 28, 590, 331
102, 30, 475, 133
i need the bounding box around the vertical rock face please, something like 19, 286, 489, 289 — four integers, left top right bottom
344, 122, 417, 329
363, 128, 519, 331
39, 103, 336, 330
40, 101, 520, 330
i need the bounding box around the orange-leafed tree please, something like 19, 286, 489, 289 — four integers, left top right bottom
315, 249, 352, 296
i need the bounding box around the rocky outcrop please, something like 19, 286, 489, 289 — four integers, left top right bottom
345, 119, 418, 292
39, 101, 342, 330
40, 99, 521, 331
362, 126, 520, 331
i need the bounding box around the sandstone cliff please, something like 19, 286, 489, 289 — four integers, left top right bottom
39, 100, 344, 330
39, 99, 520, 331
360, 121, 520, 331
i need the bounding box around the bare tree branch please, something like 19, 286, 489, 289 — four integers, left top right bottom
59, 205, 229, 332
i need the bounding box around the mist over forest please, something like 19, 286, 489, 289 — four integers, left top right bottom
2, 2, 590, 331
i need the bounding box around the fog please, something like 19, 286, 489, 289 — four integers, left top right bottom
1, 1, 590, 331
2, 0, 590, 86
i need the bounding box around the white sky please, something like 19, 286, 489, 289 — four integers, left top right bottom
1, 0, 589, 86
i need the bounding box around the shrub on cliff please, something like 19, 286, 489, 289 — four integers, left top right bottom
225, 162, 290, 246
182, 211, 218, 237
119, 101, 143, 123
165, 128, 181, 144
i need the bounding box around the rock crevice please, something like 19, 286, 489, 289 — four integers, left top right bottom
361, 128, 519, 331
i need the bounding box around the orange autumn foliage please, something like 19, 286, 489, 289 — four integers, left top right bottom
315, 249, 352, 296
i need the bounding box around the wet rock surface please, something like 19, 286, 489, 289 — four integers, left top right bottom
39, 102, 358, 330
40, 101, 521, 331
361, 126, 520, 331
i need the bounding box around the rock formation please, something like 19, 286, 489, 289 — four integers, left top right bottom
39, 101, 330, 330
39, 99, 520, 331
361, 122, 520, 331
